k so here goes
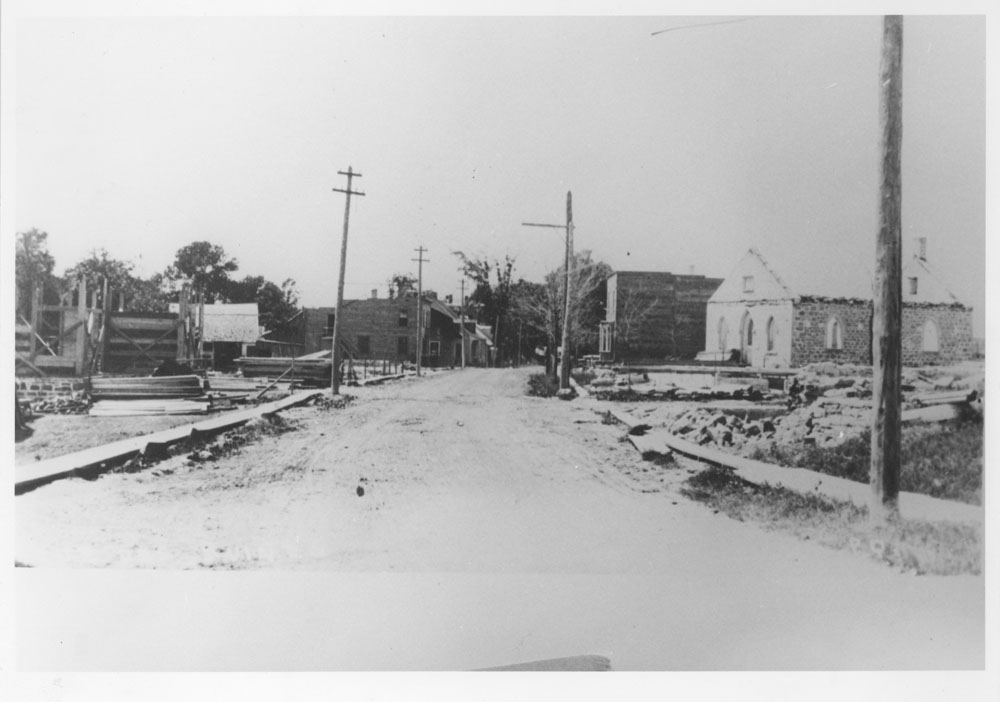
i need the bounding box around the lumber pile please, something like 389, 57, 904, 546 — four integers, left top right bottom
89, 399, 210, 417
234, 357, 331, 385
90, 374, 205, 399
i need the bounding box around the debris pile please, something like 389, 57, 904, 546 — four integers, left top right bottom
31, 394, 91, 415
667, 409, 779, 452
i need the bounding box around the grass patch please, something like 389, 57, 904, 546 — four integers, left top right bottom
527, 372, 560, 398
749, 418, 983, 505
681, 465, 982, 575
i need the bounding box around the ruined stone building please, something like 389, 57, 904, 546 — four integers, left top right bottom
702, 247, 975, 368
598, 270, 723, 364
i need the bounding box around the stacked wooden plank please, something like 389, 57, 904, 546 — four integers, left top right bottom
203, 375, 270, 392
90, 399, 210, 416
90, 374, 205, 400
102, 312, 182, 374
234, 357, 332, 385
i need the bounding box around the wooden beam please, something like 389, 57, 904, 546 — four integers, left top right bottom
76, 277, 88, 374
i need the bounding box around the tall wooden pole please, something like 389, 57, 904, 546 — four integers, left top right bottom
521, 190, 576, 393
870, 15, 904, 522
559, 191, 574, 394
331, 166, 365, 395
330, 166, 365, 395
412, 246, 428, 377
460, 277, 467, 369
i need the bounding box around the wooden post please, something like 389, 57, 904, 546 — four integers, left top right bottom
76, 277, 88, 374
412, 246, 428, 377
178, 285, 189, 363
460, 278, 467, 369
331, 166, 365, 395
521, 191, 575, 392
29, 286, 40, 360
870, 15, 904, 522
559, 191, 575, 394
198, 293, 206, 363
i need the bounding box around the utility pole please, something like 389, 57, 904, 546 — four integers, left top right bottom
412, 246, 428, 377
460, 277, 467, 369
870, 15, 903, 523
522, 190, 575, 396
330, 166, 365, 395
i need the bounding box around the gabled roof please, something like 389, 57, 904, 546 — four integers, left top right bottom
708, 248, 797, 304
711, 248, 965, 307
202, 303, 261, 343
170, 302, 261, 342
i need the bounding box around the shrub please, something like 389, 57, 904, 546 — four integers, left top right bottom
749, 418, 983, 505
681, 465, 982, 575
526, 372, 559, 398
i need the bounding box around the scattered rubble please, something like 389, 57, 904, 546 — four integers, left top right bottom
30, 395, 91, 415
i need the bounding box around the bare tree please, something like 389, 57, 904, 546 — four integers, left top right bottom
613, 283, 660, 361
514, 250, 611, 373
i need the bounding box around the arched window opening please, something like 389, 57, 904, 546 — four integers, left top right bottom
717, 317, 729, 351
922, 319, 940, 352
825, 316, 843, 350
766, 316, 776, 352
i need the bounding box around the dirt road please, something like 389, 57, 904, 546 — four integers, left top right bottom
14, 368, 984, 670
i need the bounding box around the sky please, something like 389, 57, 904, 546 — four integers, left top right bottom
5, 7, 988, 334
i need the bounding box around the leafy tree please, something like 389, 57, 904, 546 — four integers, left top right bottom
165, 241, 239, 302
128, 272, 173, 313
387, 272, 417, 300
454, 252, 517, 365
62, 248, 137, 306
63, 248, 174, 312
224, 275, 300, 330
15, 229, 59, 318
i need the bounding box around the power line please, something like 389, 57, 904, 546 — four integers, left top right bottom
651, 16, 757, 37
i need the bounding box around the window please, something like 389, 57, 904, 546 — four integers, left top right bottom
398, 309, 409, 327
717, 317, 729, 351
908, 277, 919, 295
922, 320, 940, 352
357, 335, 371, 355
397, 336, 409, 356
742, 276, 755, 293
429, 340, 440, 356
766, 316, 776, 352
599, 322, 613, 353
745, 317, 754, 346
825, 316, 843, 350
324, 313, 336, 336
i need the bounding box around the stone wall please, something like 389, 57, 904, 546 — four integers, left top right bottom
15, 378, 87, 403
901, 304, 975, 366
791, 299, 872, 366
790, 299, 974, 367
337, 297, 420, 362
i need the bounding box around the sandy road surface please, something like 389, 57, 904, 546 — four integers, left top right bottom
14, 368, 984, 670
